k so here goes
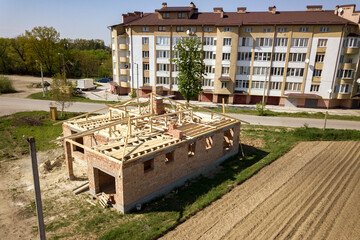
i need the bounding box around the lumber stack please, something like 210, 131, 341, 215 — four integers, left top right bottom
98, 192, 110, 208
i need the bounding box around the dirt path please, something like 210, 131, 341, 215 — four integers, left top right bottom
161, 141, 360, 240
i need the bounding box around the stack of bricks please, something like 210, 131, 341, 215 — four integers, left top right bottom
153, 97, 165, 115
168, 122, 183, 139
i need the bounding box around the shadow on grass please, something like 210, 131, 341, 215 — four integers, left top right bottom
127, 144, 269, 237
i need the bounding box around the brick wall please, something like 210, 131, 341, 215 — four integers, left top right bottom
121, 122, 240, 209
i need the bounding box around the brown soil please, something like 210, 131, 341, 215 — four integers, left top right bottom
0, 148, 88, 239
2, 75, 76, 98
162, 141, 360, 240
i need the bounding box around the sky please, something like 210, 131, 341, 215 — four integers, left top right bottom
0, 0, 357, 45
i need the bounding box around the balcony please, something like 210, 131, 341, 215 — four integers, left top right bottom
120, 81, 130, 88
337, 93, 351, 99
340, 78, 353, 84
120, 69, 130, 75
119, 44, 129, 50
341, 63, 356, 70
119, 57, 129, 63
344, 47, 359, 55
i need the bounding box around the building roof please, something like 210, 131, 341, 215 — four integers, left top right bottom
123, 10, 356, 26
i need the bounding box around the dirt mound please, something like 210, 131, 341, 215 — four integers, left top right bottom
162, 141, 360, 240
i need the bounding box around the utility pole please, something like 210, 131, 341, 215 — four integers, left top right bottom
36, 60, 45, 97
135, 63, 139, 102
58, 53, 66, 77
324, 89, 332, 130
27, 137, 46, 240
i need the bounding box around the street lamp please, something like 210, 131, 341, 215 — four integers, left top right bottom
58, 52, 66, 76
323, 89, 332, 130
35, 60, 45, 97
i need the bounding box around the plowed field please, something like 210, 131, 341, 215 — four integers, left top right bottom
162, 141, 360, 240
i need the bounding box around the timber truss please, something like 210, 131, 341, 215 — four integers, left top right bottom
52, 93, 244, 163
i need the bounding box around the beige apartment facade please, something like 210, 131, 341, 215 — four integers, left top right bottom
110, 3, 360, 108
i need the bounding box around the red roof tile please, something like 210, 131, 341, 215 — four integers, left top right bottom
123, 10, 355, 26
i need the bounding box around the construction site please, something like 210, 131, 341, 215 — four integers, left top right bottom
55, 92, 241, 213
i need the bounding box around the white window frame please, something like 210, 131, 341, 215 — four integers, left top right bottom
315, 54, 325, 62
204, 27, 213, 32
320, 27, 330, 33
244, 28, 253, 33
274, 38, 288, 47
142, 27, 149, 32
142, 37, 149, 45
223, 38, 232, 46
142, 51, 149, 58
156, 36, 170, 45
143, 63, 149, 71
236, 66, 251, 75
263, 28, 271, 33
318, 39, 328, 47
313, 69, 322, 77
287, 68, 304, 77
203, 37, 216, 46
310, 84, 320, 92
222, 53, 231, 60
278, 27, 287, 33
236, 80, 249, 89
143, 77, 150, 84
291, 38, 309, 47
221, 66, 230, 76
224, 27, 232, 32
237, 52, 252, 61
273, 52, 286, 61
299, 27, 308, 32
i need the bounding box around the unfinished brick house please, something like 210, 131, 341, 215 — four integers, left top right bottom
56, 93, 241, 213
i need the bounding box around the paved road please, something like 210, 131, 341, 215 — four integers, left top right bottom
0, 97, 359, 130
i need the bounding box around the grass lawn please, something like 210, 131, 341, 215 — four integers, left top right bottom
206, 107, 360, 121
3, 111, 360, 239
27, 91, 120, 105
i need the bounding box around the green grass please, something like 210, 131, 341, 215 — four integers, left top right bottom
0, 111, 81, 160
204, 107, 360, 121
27, 91, 120, 105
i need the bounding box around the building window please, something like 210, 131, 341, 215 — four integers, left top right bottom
204, 65, 215, 74
165, 151, 174, 163
156, 76, 170, 84
271, 67, 284, 76
204, 27, 213, 32
291, 38, 309, 47
320, 27, 329, 33
236, 80, 249, 88
142, 27, 149, 32
158, 26, 166, 31
287, 68, 304, 77
188, 142, 195, 157
337, 69, 355, 79
178, 12, 185, 18
203, 37, 216, 46
143, 159, 154, 172
142, 37, 149, 45
143, 77, 150, 84
343, 38, 359, 48
288, 53, 306, 62
285, 82, 302, 91
278, 27, 287, 33
263, 28, 271, 33
254, 52, 271, 61
237, 52, 252, 61
310, 84, 319, 92
221, 66, 230, 75
224, 27, 232, 32
236, 66, 251, 75
318, 39, 328, 47
223, 38, 232, 46
240, 37, 253, 47
337, 84, 351, 93
172, 77, 178, 85
274, 38, 288, 47
299, 27, 308, 32
142, 51, 149, 58
244, 28, 253, 33
222, 53, 231, 60
204, 51, 216, 59
223, 128, 234, 151
171, 64, 179, 72
253, 67, 268, 75
221, 82, 227, 89
156, 50, 170, 58
313, 69, 322, 77
203, 78, 214, 87
270, 81, 282, 90
315, 54, 325, 62
143, 63, 149, 70
157, 63, 170, 71
256, 38, 273, 47
162, 13, 170, 19
188, 27, 196, 33
273, 52, 286, 61
176, 26, 184, 32
156, 36, 170, 45
252, 81, 265, 89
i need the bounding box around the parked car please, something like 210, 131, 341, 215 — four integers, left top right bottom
97, 78, 111, 83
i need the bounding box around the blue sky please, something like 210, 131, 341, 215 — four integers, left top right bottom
0, 0, 356, 45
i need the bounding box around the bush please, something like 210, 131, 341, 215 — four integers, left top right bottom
0, 76, 16, 93
256, 102, 266, 116
130, 89, 137, 98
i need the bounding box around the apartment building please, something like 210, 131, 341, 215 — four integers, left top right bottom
110, 3, 360, 108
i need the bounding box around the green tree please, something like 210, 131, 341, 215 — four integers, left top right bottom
50, 73, 73, 116
25, 26, 61, 75
172, 37, 205, 102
